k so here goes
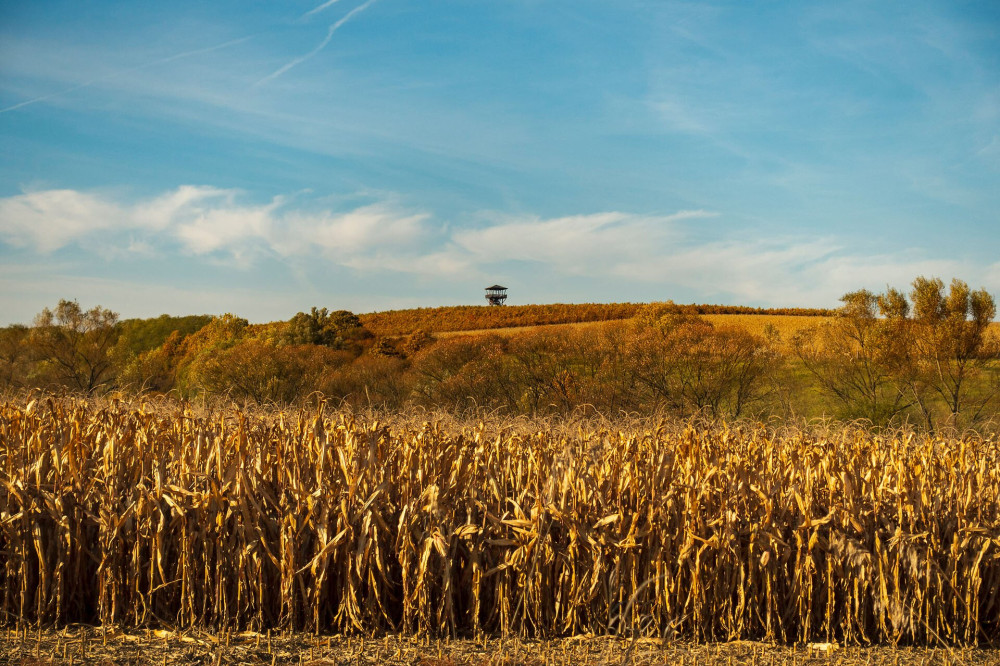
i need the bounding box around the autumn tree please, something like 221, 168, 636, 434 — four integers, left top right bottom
794, 290, 910, 423
196, 339, 342, 404
0, 325, 30, 389
795, 277, 998, 429
370, 337, 402, 358
631, 304, 774, 418
29, 299, 120, 393
117, 329, 187, 393
409, 335, 520, 412
172, 314, 251, 396
399, 329, 435, 358
320, 355, 409, 409
907, 277, 998, 428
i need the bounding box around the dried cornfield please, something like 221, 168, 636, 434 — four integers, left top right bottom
1, 397, 998, 645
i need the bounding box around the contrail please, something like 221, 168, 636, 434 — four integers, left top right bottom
255, 0, 376, 87
302, 0, 343, 19
0, 36, 253, 115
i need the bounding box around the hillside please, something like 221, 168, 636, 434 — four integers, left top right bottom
434, 313, 834, 349
359, 302, 834, 337
7, 280, 995, 429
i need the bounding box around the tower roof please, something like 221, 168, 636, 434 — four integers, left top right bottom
485, 284, 507, 291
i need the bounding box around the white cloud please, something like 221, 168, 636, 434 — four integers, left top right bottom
0, 185, 433, 264
139, 185, 235, 231
2, 186, 997, 316
277, 204, 430, 256
173, 196, 280, 255
0, 189, 126, 252
441, 212, 1000, 308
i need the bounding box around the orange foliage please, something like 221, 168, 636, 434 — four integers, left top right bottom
360, 303, 833, 336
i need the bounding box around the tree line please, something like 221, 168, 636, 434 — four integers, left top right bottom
1, 277, 996, 431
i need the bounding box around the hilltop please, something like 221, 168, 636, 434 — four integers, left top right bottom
358, 302, 834, 337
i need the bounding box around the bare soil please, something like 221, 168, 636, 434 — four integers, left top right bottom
2, 627, 999, 665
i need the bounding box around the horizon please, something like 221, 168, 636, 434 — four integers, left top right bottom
2, 1, 999, 325
4, 296, 837, 328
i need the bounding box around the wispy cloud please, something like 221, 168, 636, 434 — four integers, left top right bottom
2, 186, 997, 315
452, 210, 713, 275
0, 36, 253, 115
302, 0, 344, 20
0, 185, 431, 265
256, 0, 377, 86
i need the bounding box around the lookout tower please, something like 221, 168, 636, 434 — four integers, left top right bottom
485, 285, 508, 306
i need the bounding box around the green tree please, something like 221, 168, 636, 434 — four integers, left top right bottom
111, 314, 213, 394
283, 307, 372, 351
117, 329, 187, 393
114, 314, 212, 356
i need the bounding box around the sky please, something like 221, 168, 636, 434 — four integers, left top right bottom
1, 0, 998, 325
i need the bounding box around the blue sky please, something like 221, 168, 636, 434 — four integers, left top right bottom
1, 0, 998, 324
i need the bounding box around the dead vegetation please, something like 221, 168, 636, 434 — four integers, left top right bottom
1, 396, 999, 648
2, 628, 999, 665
